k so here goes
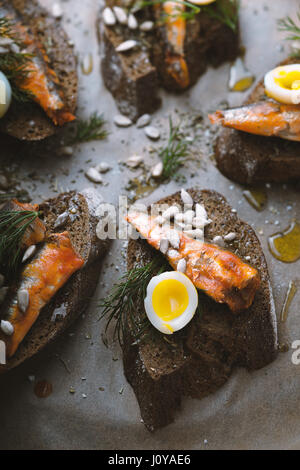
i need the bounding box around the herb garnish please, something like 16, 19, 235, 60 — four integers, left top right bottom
72, 112, 108, 144
0, 209, 40, 274
158, 117, 190, 181
0, 17, 35, 103
278, 12, 300, 58
202, 0, 240, 32
99, 256, 169, 345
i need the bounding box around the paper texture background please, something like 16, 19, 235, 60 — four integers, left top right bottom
0, 0, 299, 450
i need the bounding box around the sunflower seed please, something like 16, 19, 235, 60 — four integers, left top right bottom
180, 188, 193, 206
1, 320, 14, 336
52, 3, 63, 18
114, 114, 133, 127
177, 258, 187, 273
0, 286, 8, 304
96, 162, 111, 173
145, 126, 160, 140
136, 114, 151, 128
18, 289, 29, 313
224, 232, 236, 242
116, 39, 137, 52
140, 20, 154, 31
151, 161, 163, 178
113, 6, 128, 24
212, 235, 225, 247
128, 13, 138, 29
54, 211, 69, 228
160, 238, 169, 254
103, 7, 116, 26
126, 155, 143, 168
22, 245, 36, 263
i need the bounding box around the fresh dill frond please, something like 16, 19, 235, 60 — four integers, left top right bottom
278, 13, 300, 57
0, 16, 35, 103
202, 0, 240, 32
72, 112, 108, 144
0, 209, 40, 274
99, 256, 169, 345
158, 117, 190, 181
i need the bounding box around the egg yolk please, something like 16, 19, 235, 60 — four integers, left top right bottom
152, 279, 189, 321
275, 70, 300, 90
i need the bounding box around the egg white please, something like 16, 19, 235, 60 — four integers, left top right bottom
264, 64, 300, 105
144, 271, 198, 335
0, 71, 12, 118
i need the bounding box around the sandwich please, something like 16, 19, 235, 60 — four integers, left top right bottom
100, 0, 239, 121
210, 58, 300, 184
0, 188, 107, 371
0, 0, 77, 141
101, 188, 278, 431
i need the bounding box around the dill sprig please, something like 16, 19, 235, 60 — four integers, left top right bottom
99, 256, 169, 345
72, 112, 108, 143
202, 0, 240, 32
158, 117, 189, 181
0, 16, 35, 103
0, 209, 40, 273
278, 13, 300, 57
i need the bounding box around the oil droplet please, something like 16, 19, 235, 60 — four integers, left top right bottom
243, 188, 267, 211
229, 57, 255, 92
268, 220, 300, 263
81, 53, 93, 75
34, 380, 53, 398
280, 280, 298, 322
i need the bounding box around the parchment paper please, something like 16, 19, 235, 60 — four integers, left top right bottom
0, 0, 299, 450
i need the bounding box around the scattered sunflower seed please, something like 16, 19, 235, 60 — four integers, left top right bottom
103, 7, 116, 26
145, 126, 160, 140
126, 155, 143, 168
136, 114, 151, 128
113, 6, 128, 24
128, 13, 138, 29
151, 161, 163, 178
116, 39, 137, 52
85, 167, 103, 184
22, 245, 36, 263
18, 289, 29, 313
114, 114, 133, 127
224, 232, 237, 242
1, 319, 14, 336
140, 20, 154, 31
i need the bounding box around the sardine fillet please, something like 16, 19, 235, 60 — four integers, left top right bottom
0, 232, 84, 357
127, 212, 260, 313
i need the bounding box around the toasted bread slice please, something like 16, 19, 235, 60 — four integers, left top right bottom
214, 58, 300, 184
124, 189, 277, 431
0, 188, 107, 371
0, 0, 77, 141
101, 1, 239, 120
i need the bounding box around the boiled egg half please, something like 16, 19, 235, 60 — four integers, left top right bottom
264, 64, 300, 105
144, 271, 198, 335
0, 71, 12, 118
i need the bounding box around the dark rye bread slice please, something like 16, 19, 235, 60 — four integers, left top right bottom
100, 1, 239, 120
0, 188, 108, 372
0, 0, 77, 141
124, 189, 277, 431
214, 58, 300, 184
152, 5, 239, 91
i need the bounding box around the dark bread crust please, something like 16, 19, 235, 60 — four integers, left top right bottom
124, 189, 277, 431
0, 0, 78, 141
214, 58, 300, 184
1, 189, 108, 372
101, 2, 239, 120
